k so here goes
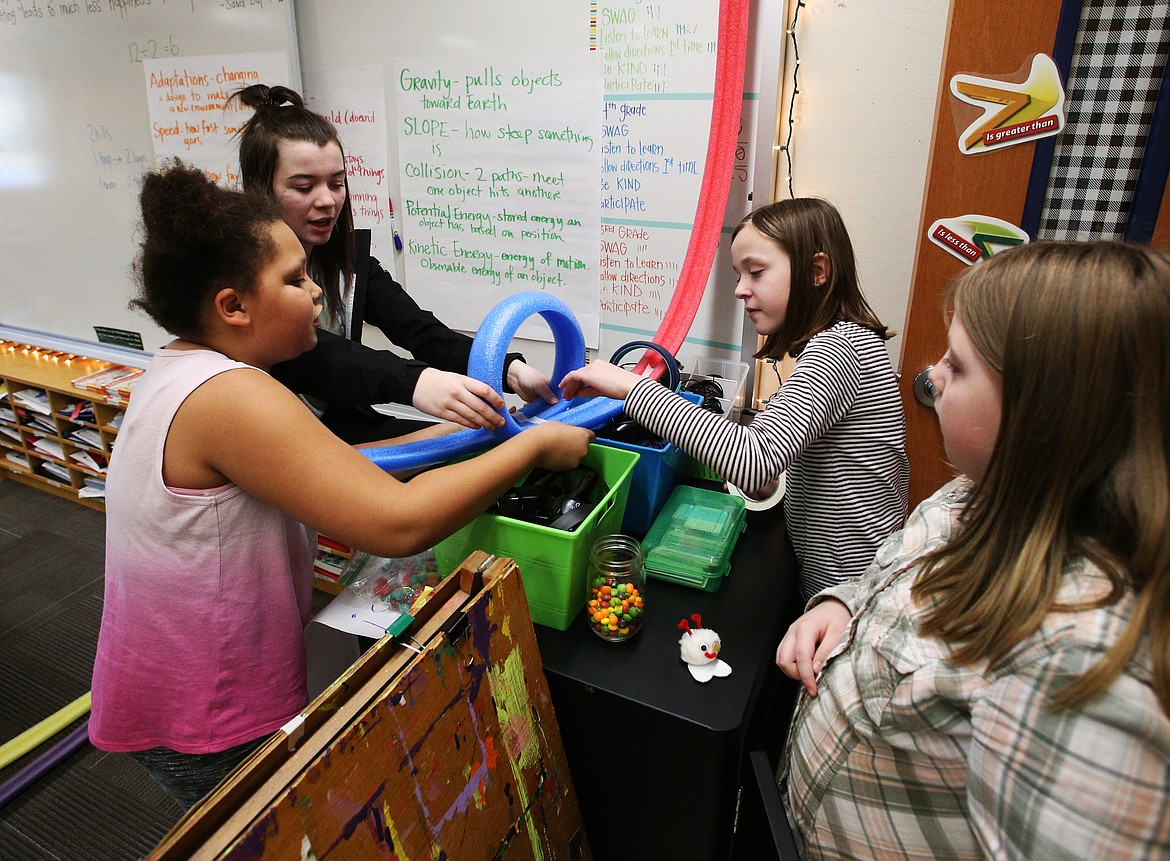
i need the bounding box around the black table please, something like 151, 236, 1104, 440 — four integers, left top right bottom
535, 499, 802, 861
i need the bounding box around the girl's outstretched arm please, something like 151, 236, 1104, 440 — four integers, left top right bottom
560, 361, 644, 400
506, 360, 558, 404
169, 368, 593, 557
619, 328, 865, 495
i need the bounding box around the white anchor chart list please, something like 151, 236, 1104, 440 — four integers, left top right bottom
395, 52, 602, 345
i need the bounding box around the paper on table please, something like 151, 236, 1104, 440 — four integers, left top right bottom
311, 586, 403, 638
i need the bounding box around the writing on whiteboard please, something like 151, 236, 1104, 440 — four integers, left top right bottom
396, 51, 602, 340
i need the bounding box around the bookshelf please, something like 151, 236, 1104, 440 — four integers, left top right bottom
0, 341, 132, 513
0, 338, 363, 596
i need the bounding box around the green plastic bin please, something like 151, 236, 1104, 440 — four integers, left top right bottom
434, 444, 640, 630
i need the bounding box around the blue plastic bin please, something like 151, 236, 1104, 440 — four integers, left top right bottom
595, 392, 702, 535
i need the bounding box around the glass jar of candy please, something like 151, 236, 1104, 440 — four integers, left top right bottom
586, 534, 646, 642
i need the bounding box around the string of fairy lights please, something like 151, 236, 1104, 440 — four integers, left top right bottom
755, 0, 807, 402
775, 0, 805, 200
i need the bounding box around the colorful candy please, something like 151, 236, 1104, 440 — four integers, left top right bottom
587, 576, 645, 641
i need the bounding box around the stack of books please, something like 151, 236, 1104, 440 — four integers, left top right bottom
67, 425, 104, 450
56, 401, 96, 424
36, 459, 71, 484
313, 535, 356, 585
79, 476, 106, 499
106, 372, 143, 407
70, 365, 143, 407
30, 437, 66, 463
24, 411, 58, 435
12, 388, 51, 416
69, 448, 108, 474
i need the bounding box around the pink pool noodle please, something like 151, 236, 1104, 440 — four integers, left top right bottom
633, 0, 751, 377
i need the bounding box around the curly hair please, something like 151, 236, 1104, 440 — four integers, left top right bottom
131, 160, 282, 337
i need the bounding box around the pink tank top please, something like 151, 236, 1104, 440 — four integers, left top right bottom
90, 348, 315, 754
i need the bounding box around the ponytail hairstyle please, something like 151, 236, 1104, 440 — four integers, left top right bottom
913, 241, 1170, 716
734, 197, 891, 359
228, 84, 354, 317
131, 159, 282, 338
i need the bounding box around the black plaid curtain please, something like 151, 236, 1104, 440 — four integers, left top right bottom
1037, 0, 1170, 239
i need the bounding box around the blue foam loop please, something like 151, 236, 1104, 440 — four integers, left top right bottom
360, 291, 624, 474
608, 340, 681, 392
359, 395, 629, 473
361, 424, 491, 472
465, 291, 588, 440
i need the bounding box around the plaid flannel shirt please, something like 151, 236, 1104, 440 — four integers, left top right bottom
783, 478, 1170, 860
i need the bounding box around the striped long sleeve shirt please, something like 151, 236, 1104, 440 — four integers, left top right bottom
625, 321, 908, 599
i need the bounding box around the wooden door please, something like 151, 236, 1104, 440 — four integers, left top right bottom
901, 0, 1170, 507
899, 0, 1071, 507
1156, 184, 1170, 247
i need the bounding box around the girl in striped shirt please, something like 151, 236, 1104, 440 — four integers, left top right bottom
561, 198, 908, 600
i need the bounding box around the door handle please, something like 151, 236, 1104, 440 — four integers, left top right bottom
912, 366, 937, 407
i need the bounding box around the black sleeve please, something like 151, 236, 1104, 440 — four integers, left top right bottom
362, 257, 526, 392
270, 327, 427, 406
362, 258, 474, 371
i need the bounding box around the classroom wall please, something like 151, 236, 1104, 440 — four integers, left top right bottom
292, 0, 784, 388
0, 0, 949, 385
786, 0, 949, 369
0, 0, 299, 360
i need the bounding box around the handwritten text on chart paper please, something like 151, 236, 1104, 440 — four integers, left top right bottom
392, 0, 725, 342
396, 51, 603, 338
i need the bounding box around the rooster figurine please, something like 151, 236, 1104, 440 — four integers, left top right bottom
677, 614, 732, 683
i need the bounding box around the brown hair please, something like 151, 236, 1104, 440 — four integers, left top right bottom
227, 84, 355, 317
913, 241, 1170, 715
734, 198, 890, 359
131, 160, 281, 338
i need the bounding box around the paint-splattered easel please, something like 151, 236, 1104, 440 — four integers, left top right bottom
152, 552, 589, 860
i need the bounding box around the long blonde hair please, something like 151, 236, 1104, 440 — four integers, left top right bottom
913, 241, 1170, 714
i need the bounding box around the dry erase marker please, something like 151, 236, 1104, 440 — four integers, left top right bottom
388, 197, 403, 251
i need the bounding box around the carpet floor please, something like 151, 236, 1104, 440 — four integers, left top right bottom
0, 480, 332, 860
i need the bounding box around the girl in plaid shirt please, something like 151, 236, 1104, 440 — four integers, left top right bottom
777, 241, 1170, 860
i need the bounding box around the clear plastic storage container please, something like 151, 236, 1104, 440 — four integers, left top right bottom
641, 485, 746, 591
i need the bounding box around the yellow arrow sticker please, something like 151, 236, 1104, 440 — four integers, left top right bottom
950, 54, 1065, 155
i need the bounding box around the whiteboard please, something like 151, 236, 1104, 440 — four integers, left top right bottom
294, 0, 782, 370
0, 0, 299, 352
